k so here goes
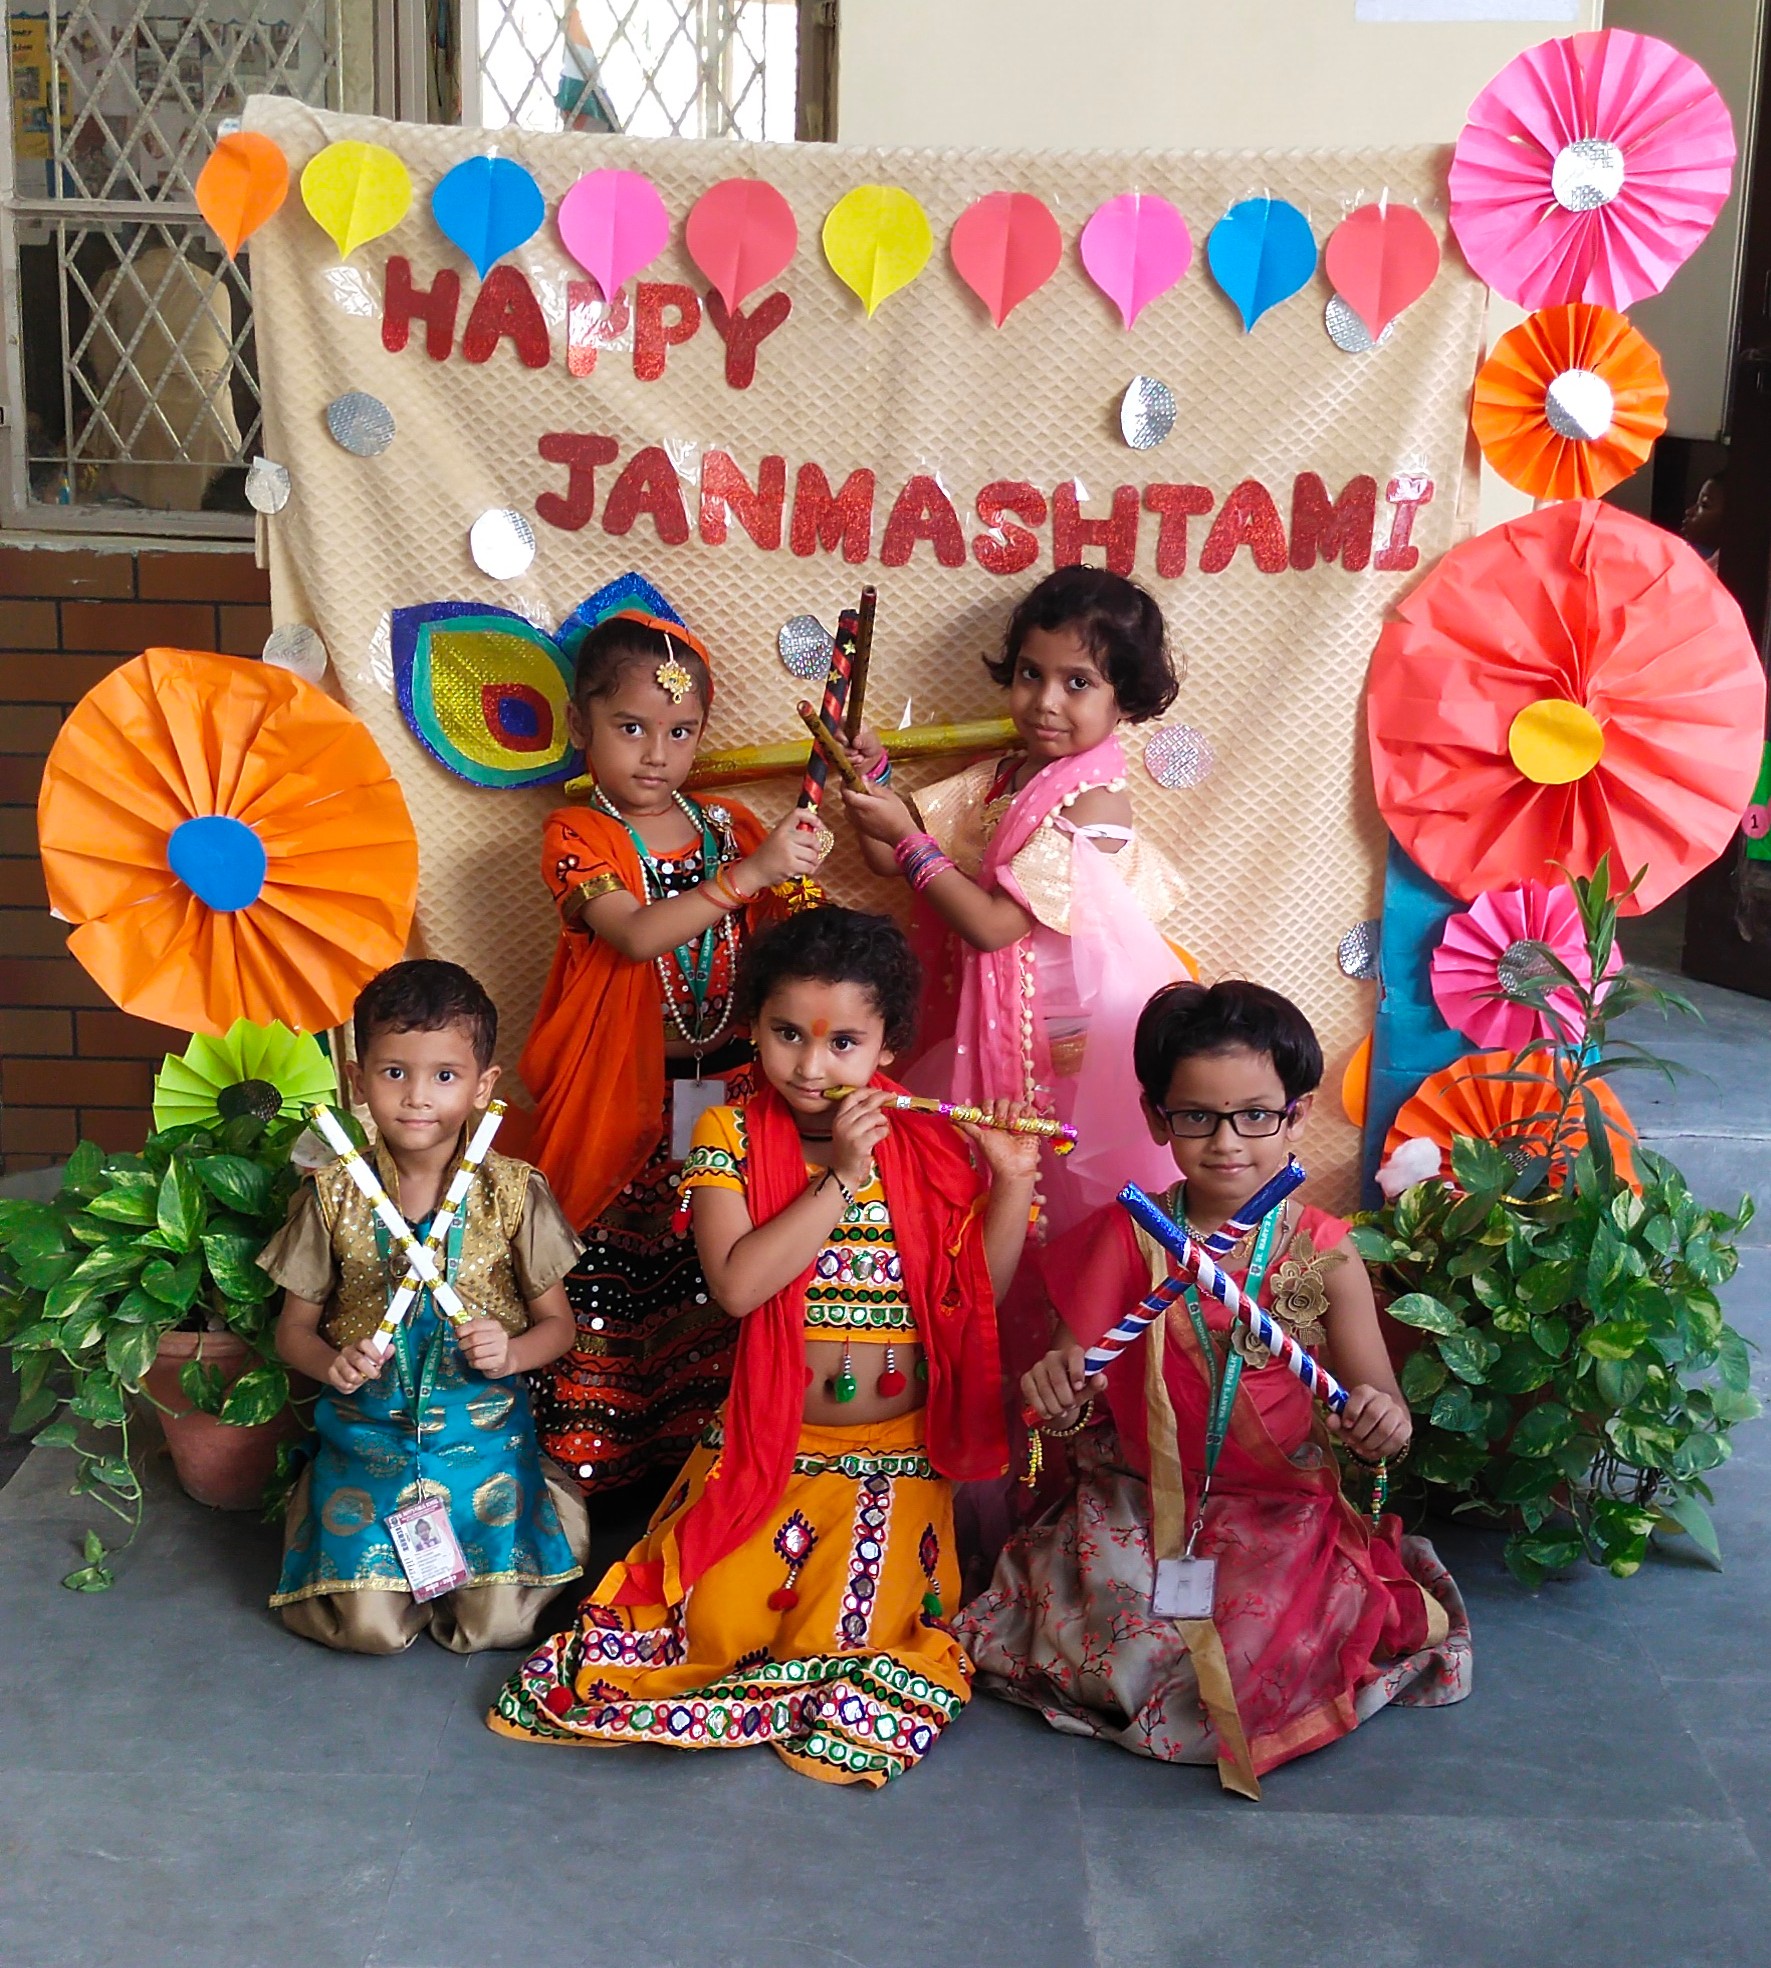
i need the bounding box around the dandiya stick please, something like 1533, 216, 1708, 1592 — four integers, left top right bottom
821, 1085, 1077, 1152
797, 607, 858, 809
797, 701, 869, 791
305, 1104, 470, 1324
364, 1101, 506, 1355
844, 585, 878, 743
1116, 1177, 1348, 1412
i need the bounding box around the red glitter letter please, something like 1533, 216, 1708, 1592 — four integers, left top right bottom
632, 282, 703, 383
1289, 473, 1376, 571
973, 481, 1048, 576
700, 450, 787, 549
1374, 474, 1436, 573
1052, 482, 1139, 575
461, 266, 550, 370
1142, 484, 1215, 579
790, 463, 876, 562
881, 475, 967, 568
1199, 479, 1288, 574
535, 433, 620, 533
602, 444, 691, 546
566, 282, 631, 378
706, 291, 793, 390
381, 256, 461, 361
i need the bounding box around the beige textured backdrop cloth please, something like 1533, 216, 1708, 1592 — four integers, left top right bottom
244, 101, 1488, 1206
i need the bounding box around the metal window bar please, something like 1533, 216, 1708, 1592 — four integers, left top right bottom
2, 0, 347, 533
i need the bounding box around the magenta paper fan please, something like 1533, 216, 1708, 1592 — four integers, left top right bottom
1430, 881, 1620, 1050
1449, 29, 1735, 311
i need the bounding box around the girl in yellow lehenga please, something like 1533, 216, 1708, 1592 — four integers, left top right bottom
489, 908, 1037, 1783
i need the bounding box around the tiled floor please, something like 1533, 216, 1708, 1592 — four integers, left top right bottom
2, 970, 1766, 1968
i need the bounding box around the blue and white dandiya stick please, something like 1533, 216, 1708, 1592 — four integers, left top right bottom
1117, 1178, 1349, 1414
1079, 1160, 1305, 1373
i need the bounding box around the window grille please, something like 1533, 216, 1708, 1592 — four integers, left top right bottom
1, 0, 347, 531
466, 0, 800, 143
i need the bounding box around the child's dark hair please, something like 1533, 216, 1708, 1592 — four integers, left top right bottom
984, 566, 1179, 723
1133, 981, 1324, 1107
737, 908, 920, 1054
354, 959, 498, 1069
572, 615, 711, 711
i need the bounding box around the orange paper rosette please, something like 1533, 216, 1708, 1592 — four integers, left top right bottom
1384, 1048, 1637, 1191
1471, 304, 1667, 500
1367, 502, 1767, 915
38, 647, 418, 1036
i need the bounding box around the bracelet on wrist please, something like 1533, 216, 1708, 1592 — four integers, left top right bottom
891, 831, 956, 895
864, 750, 893, 786
1039, 1397, 1093, 1439
818, 1167, 857, 1211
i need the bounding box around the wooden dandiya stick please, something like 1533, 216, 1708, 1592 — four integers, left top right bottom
305, 1105, 471, 1326
797, 702, 869, 791
1115, 1176, 1348, 1412
844, 585, 878, 743
363, 1101, 506, 1354
821, 1085, 1078, 1152
797, 607, 858, 810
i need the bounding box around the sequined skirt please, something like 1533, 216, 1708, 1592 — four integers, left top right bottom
488, 1410, 970, 1786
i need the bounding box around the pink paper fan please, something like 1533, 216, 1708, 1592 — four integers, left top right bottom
1430, 881, 1620, 1050
1449, 29, 1735, 311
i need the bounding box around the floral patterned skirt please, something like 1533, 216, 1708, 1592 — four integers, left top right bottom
952, 1424, 1472, 1777
488, 1409, 970, 1786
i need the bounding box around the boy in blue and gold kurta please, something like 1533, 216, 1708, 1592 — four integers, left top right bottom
261, 960, 590, 1655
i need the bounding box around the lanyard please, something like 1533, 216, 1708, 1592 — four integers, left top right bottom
594, 788, 720, 1010
1169, 1187, 1283, 1557
372, 1208, 465, 1427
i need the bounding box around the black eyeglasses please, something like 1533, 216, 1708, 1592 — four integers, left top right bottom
1156, 1103, 1297, 1140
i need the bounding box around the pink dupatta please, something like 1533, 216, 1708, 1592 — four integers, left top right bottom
941, 733, 1182, 1229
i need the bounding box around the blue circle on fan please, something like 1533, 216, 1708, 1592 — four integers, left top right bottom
166, 814, 268, 911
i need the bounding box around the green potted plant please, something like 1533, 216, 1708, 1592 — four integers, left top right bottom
0, 1022, 340, 1589
1352, 860, 1758, 1586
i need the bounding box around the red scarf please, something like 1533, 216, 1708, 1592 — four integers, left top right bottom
617, 1075, 1007, 1603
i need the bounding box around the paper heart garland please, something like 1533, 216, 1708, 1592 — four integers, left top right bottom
1207, 197, 1317, 332
822, 185, 933, 316
1324, 203, 1440, 341
301, 140, 412, 260
558, 169, 670, 299
1078, 193, 1191, 329
950, 191, 1063, 327
195, 132, 289, 259
431, 156, 546, 278
686, 178, 798, 312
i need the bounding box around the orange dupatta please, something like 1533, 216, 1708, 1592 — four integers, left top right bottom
518, 802, 770, 1232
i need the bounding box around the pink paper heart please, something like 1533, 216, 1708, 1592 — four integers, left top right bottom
558, 168, 670, 300
686, 178, 798, 313
1079, 193, 1192, 330
950, 191, 1063, 327
1324, 203, 1440, 340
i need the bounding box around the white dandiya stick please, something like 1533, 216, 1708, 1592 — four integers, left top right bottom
1116, 1179, 1349, 1414
305, 1104, 470, 1325
365, 1100, 507, 1355
1080, 1161, 1307, 1373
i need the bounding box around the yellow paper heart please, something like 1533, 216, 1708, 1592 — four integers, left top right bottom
822, 185, 932, 317
301, 140, 412, 260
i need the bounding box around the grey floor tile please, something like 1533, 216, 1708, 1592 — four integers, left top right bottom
1081, 1809, 1771, 1968
0, 1769, 419, 1968
1663, 1677, 1771, 1870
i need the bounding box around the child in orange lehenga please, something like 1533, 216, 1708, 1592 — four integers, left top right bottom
490, 908, 1038, 1784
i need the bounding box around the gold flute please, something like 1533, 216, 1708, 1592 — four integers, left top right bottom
822, 1087, 1077, 1154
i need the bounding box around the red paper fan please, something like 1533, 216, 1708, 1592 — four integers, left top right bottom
1367, 502, 1766, 915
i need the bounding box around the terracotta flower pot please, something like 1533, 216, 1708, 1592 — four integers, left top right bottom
142, 1329, 302, 1511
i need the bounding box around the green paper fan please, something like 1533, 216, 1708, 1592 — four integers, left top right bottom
152, 1018, 337, 1133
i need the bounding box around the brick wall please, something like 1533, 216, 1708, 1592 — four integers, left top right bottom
1, 545, 273, 1175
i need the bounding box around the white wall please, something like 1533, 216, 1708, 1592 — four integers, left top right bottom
836, 0, 1602, 151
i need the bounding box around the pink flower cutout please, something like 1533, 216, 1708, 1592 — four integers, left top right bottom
1449, 29, 1735, 312
1430, 881, 1620, 1050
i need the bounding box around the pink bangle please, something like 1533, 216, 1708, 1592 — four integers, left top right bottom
892, 831, 955, 894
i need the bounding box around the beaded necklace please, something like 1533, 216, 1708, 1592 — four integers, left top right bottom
593, 786, 738, 1053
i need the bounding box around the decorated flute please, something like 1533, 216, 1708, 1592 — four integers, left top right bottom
798, 607, 858, 810
305, 1104, 469, 1325
364, 1101, 507, 1355
797, 701, 869, 791
844, 585, 878, 743
821, 1086, 1078, 1153
1117, 1178, 1348, 1412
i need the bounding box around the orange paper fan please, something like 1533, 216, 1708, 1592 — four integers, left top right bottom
38, 647, 418, 1037
1367, 501, 1767, 914
1471, 304, 1667, 501
1384, 1048, 1637, 1191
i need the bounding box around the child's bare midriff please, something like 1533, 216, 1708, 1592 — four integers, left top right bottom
800, 1339, 926, 1426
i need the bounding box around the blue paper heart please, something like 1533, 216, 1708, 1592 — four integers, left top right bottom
431, 156, 546, 279
1206, 197, 1317, 333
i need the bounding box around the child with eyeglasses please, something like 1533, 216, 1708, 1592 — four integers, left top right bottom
953, 980, 1470, 1792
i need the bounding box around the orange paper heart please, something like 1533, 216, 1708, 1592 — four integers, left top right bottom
195, 132, 290, 259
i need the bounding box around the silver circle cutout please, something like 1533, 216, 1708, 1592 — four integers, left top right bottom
778, 615, 835, 681
1120, 375, 1176, 450
1551, 138, 1625, 213
469, 507, 537, 581
245, 458, 291, 513
1544, 367, 1616, 442
1497, 937, 1557, 998
1337, 920, 1381, 982
1142, 724, 1215, 791
262, 623, 328, 684
324, 390, 395, 456
1325, 294, 1395, 354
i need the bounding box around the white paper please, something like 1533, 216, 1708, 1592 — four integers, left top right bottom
1356, 1, 1577, 20
671, 1076, 728, 1161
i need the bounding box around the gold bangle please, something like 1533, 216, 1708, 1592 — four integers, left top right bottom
1039, 1397, 1093, 1439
